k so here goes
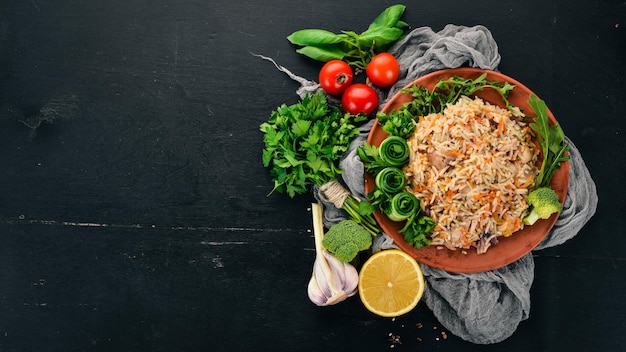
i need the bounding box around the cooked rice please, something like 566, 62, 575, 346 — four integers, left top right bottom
404, 96, 539, 253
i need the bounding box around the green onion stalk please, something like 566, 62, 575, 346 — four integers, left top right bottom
341, 196, 380, 236
318, 179, 380, 237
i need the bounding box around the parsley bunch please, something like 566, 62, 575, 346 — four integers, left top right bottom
261, 91, 366, 198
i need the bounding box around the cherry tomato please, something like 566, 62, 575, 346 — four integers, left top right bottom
341, 83, 379, 116
366, 52, 400, 88
318, 60, 353, 95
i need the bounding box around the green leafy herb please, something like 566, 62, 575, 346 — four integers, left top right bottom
375, 108, 417, 139
373, 73, 517, 140
261, 90, 366, 197
357, 143, 388, 175
366, 4, 409, 31
287, 4, 408, 70
261, 92, 380, 235
432, 74, 517, 111
400, 212, 435, 248
527, 94, 569, 188
401, 73, 517, 117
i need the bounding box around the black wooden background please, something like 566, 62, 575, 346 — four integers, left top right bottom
1, 1, 624, 351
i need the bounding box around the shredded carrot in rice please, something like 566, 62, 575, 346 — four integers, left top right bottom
404, 96, 539, 254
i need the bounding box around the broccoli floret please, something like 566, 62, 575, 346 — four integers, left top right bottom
523, 187, 563, 225
322, 219, 373, 263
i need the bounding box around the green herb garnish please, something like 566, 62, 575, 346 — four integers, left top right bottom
375, 73, 518, 139
400, 212, 436, 249
261, 90, 365, 198
286, 5, 408, 70
527, 94, 569, 188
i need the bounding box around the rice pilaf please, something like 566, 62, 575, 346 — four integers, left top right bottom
404, 95, 539, 254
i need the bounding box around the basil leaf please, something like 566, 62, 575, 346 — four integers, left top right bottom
295, 45, 346, 62
287, 29, 346, 46
395, 20, 410, 29
357, 27, 404, 48
340, 30, 360, 40
286, 5, 408, 67
367, 4, 406, 30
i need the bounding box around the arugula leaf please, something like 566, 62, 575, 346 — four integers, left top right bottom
372, 74, 521, 138
527, 94, 569, 188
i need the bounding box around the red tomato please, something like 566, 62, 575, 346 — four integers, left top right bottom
341, 83, 379, 115
366, 52, 400, 88
318, 60, 353, 95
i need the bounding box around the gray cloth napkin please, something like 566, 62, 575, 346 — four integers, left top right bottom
259, 24, 598, 344
377, 24, 502, 107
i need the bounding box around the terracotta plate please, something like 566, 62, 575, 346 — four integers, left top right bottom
365, 68, 570, 273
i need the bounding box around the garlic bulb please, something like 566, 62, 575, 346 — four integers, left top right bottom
307, 202, 359, 306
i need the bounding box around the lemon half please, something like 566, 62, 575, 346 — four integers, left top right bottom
358, 249, 425, 317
